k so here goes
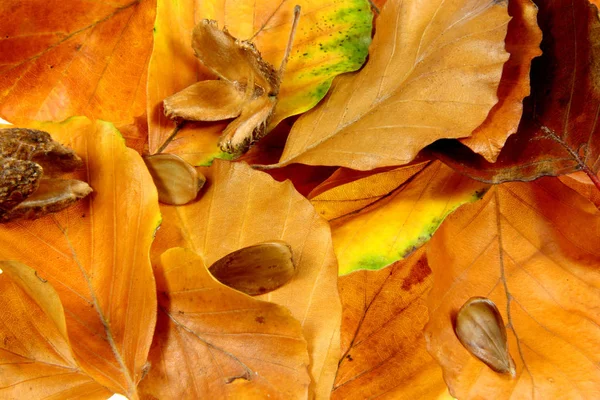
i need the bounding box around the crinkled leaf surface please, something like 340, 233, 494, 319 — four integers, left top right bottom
425, 178, 600, 398
435, 0, 600, 184
0, 261, 110, 399
152, 160, 341, 399
147, 0, 373, 162
333, 247, 449, 400
0, 118, 161, 398
139, 248, 310, 399
0, 0, 155, 126
276, 0, 510, 170
459, 0, 542, 162
311, 161, 489, 275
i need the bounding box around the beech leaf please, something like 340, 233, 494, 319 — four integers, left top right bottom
0, 261, 110, 399
0, 118, 161, 398
334, 247, 449, 399
0, 0, 155, 126
139, 247, 310, 399
434, 0, 600, 186
152, 160, 341, 399
458, 0, 542, 162
310, 161, 489, 274
425, 178, 600, 398
275, 0, 511, 170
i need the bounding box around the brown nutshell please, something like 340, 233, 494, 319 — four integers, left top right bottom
454, 296, 516, 377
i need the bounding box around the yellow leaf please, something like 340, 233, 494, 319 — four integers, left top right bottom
311, 161, 489, 274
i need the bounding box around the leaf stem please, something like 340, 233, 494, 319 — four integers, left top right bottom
155, 122, 185, 154
582, 164, 600, 192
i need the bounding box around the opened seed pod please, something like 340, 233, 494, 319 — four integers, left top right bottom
0, 128, 92, 222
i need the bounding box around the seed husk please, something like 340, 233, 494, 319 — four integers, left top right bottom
144, 154, 205, 205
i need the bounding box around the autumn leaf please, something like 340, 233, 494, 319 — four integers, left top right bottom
152, 160, 340, 399
333, 247, 450, 399
559, 172, 600, 210
310, 161, 489, 274
147, 0, 372, 163
0, 261, 109, 399
0, 0, 155, 126
425, 178, 600, 398
275, 0, 511, 170
434, 0, 600, 187
138, 247, 310, 399
459, 0, 542, 162
0, 118, 161, 398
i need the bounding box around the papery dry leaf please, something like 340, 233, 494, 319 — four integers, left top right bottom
459, 0, 542, 162
333, 247, 449, 399
139, 247, 310, 399
0, 117, 161, 398
152, 160, 341, 399
454, 297, 516, 376
311, 161, 489, 274
275, 0, 510, 170
425, 178, 600, 398
434, 0, 600, 186
147, 0, 372, 162
307, 165, 401, 200
144, 153, 205, 205
209, 240, 296, 296
0, 0, 155, 126
0, 261, 110, 399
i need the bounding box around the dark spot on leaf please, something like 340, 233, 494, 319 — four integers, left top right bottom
346, 354, 353, 361
256, 316, 265, 324
401, 258, 431, 291
35, 270, 47, 283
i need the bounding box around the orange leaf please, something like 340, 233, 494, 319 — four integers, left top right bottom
459, 0, 542, 162
0, 118, 161, 398
0, 261, 109, 399
153, 160, 341, 399
559, 172, 600, 210
334, 247, 449, 399
139, 247, 310, 399
425, 178, 600, 398
276, 0, 510, 170
0, 0, 155, 126
434, 0, 600, 186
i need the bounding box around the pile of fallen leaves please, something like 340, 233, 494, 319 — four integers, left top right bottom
1, 0, 599, 398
